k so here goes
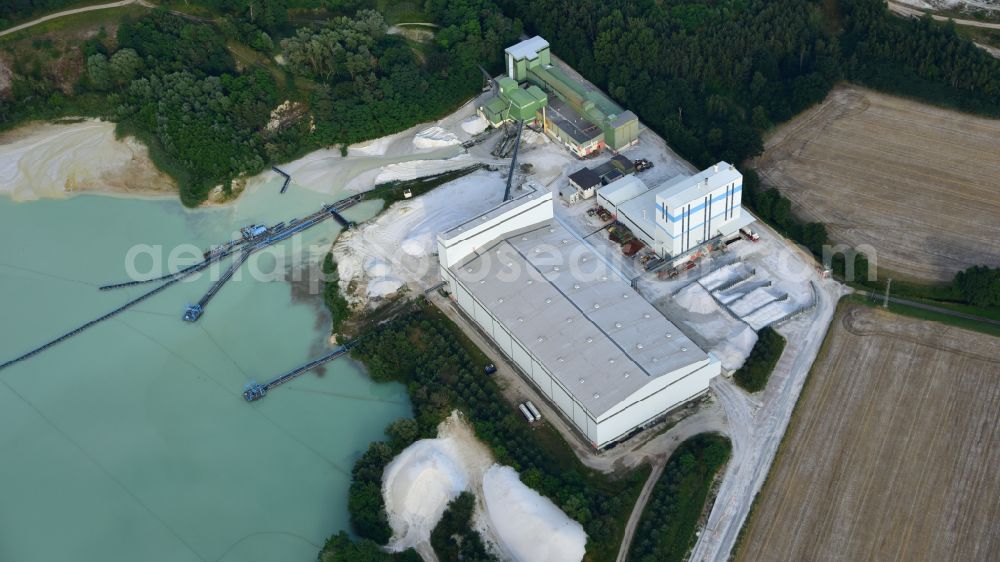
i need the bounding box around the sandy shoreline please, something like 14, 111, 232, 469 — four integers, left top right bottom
0, 98, 481, 205
0, 118, 176, 202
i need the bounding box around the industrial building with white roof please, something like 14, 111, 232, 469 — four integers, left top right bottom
598, 161, 755, 258
438, 184, 720, 448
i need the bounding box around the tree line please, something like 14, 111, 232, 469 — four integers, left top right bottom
629, 433, 731, 562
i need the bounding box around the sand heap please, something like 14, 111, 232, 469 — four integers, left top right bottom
0, 119, 173, 201
711, 324, 758, 372
481, 465, 587, 562
673, 282, 719, 314
382, 413, 585, 561
413, 126, 460, 149
332, 170, 504, 302
382, 438, 471, 550
461, 115, 489, 135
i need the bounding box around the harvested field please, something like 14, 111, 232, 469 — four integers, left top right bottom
735, 303, 1000, 562
758, 85, 1000, 283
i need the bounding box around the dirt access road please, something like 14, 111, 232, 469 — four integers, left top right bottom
0, 0, 156, 38
757, 85, 1000, 283
888, 1, 1000, 29
736, 303, 1000, 561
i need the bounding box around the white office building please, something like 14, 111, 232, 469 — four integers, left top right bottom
598, 162, 754, 258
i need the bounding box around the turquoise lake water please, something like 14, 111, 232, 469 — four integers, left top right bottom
0, 181, 410, 562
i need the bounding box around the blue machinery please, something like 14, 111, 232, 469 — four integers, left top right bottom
243, 340, 358, 402
0, 195, 362, 372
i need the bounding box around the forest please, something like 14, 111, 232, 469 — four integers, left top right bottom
496, 0, 1000, 170
732, 327, 787, 393
628, 433, 731, 562
0, 0, 517, 205
4, 0, 1000, 209
319, 302, 650, 561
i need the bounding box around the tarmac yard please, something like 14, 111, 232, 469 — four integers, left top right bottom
758, 86, 1000, 283
735, 304, 1000, 562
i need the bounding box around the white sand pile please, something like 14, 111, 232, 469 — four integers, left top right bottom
365, 257, 393, 278
349, 135, 394, 156
413, 126, 460, 149
673, 283, 719, 314
367, 277, 405, 298
482, 465, 587, 562
383, 413, 495, 552
711, 325, 759, 372
0, 119, 173, 201
521, 128, 547, 145
375, 155, 474, 183
383, 438, 470, 550
332, 170, 504, 305
461, 115, 489, 135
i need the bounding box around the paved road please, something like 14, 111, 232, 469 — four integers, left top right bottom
887, 1, 1000, 29
688, 221, 847, 562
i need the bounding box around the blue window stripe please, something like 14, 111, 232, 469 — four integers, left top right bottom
656, 209, 733, 239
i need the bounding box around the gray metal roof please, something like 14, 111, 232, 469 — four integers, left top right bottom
505, 36, 549, 60
546, 97, 603, 145
609, 110, 638, 129
441, 183, 544, 241
451, 220, 708, 418
598, 175, 650, 207
660, 162, 741, 208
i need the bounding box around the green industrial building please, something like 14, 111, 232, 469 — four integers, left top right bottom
487, 36, 639, 156
480, 77, 548, 126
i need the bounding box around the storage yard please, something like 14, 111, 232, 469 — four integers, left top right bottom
735, 304, 1000, 562
758, 85, 1000, 283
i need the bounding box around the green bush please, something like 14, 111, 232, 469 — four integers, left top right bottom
321, 253, 352, 334
733, 327, 787, 393
430, 492, 497, 561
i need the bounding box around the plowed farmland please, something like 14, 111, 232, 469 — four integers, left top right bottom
735, 304, 1000, 562
758, 86, 1000, 283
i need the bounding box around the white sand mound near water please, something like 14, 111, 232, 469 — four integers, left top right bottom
383, 413, 496, 552
461, 115, 489, 135
413, 126, 460, 149
332, 170, 504, 304
364, 256, 393, 278
0, 119, 171, 201
482, 465, 587, 562
367, 277, 405, 298
674, 283, 719, 314
382, 438, 470, 550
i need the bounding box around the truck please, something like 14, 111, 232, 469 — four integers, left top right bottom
524, 401, 542, 421
518, 403, 536, 423
740, 227, 760, 242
